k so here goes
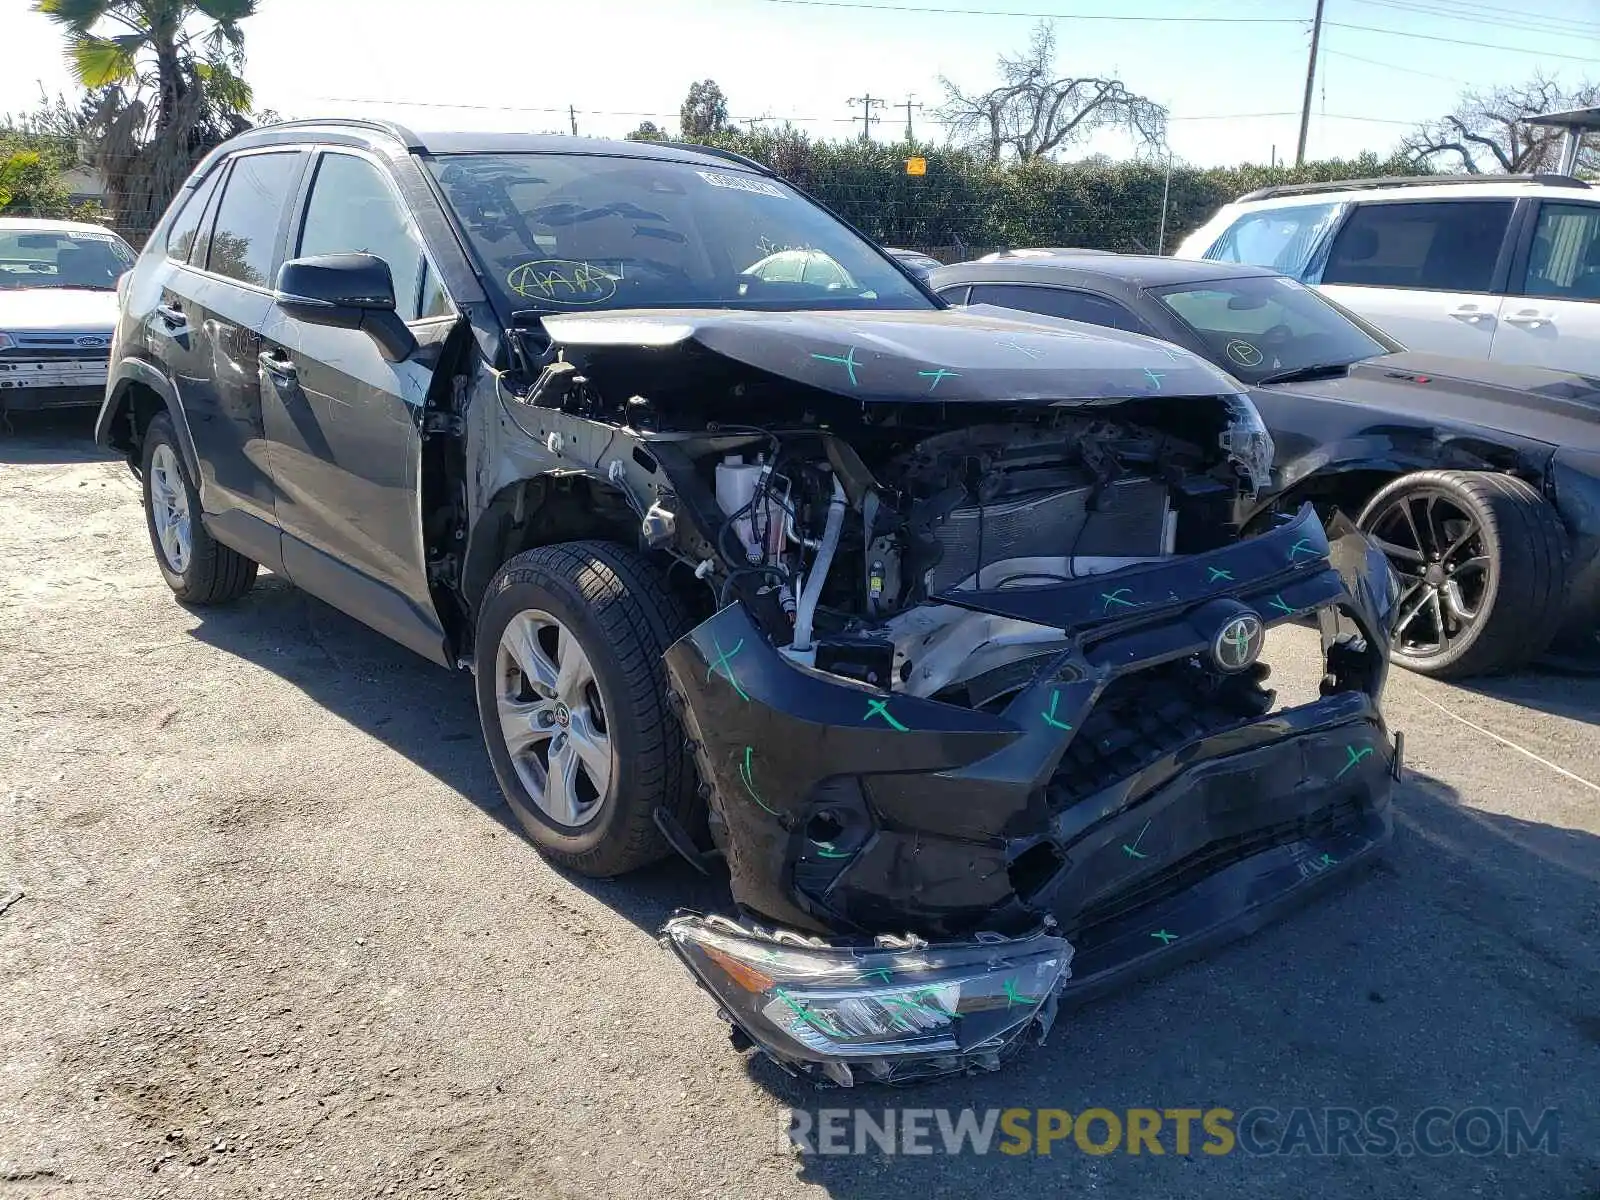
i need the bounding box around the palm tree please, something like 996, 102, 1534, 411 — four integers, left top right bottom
32, 0, 258, 239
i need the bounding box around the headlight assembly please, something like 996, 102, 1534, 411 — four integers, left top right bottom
662, 914, 1073, 1086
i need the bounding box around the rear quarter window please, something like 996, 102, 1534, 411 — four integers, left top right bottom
1321, 200, 1513, 292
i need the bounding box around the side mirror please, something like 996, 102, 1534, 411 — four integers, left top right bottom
275, 252, 417, 363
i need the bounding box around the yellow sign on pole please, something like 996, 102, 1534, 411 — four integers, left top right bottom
905, 156, 927, 176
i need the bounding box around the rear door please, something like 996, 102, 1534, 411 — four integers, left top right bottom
1489, 199, 1600, 373
261, 147, 455, 664
174, 148, 307, 557
1314, 199, 1516, 358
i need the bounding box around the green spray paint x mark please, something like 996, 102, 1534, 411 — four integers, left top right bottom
1335, 744, 1374, 779
863, 698, 909, 732
1144, 368, 1166, 390
816, 846, 853, 859
1288, 538, 1318, 560
1122, 820, 1152, 860
1207, 567, 1234, 583
1042, 689, 1074, 731
1318, 852, 1338, 868
1150, 929, 1179, 945
739, 746, 780, 815
1003, 978, 1038, 1008
1268, 594, 1294, 616
773, 988, 844, 1037
918, 368, 959, 391
859, 967, 893, 985
811, 347, 862, 386
707, 635, 749, 701
1101, 588, 1137, 612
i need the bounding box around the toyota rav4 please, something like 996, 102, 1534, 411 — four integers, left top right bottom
97, 120, 1402, 1086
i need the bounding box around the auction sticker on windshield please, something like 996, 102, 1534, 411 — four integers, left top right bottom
696, 170, 786, 199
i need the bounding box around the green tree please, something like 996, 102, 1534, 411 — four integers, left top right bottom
680, 80, 733, 141
626, 120, 667, 142
32, 0, 258, 236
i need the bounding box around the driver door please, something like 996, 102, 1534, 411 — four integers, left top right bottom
260, 147, 457, 665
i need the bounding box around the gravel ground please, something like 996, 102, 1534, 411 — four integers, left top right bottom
2, 412, 1597, 1200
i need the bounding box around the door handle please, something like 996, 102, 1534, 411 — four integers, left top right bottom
1446, 304, 1491, 323
258, 348, 297, 382
155, 301, 186, 328
1504, 310, 1552, 329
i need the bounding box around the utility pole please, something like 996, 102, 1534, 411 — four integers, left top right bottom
569, 105, 578, 136
899, 94, 924, 142
1295, 0, 1326, 166
848, 94, 887, 141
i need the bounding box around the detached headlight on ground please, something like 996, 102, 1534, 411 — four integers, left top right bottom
661, 914, 1073, 1086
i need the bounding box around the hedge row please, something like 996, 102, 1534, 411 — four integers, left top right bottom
687, 128, 1428, 258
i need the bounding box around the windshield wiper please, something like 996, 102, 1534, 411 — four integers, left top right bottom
1256, 362, 1354, 385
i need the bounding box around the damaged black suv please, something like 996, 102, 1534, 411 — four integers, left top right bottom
99, 122, 1403, 1085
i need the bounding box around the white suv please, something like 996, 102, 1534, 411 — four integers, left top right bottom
1173, 175, 1599, 374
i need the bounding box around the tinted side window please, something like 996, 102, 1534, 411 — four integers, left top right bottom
968, 283, 1148, 333
206, 152, 301, 287
935, 284, 970, 304
297, 153, 434, 320
1520, 202, 1600, 302
1322, 200, 1513, 292
165, 169, 221, 262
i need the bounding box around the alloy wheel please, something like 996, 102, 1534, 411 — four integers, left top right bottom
1363, 488, 1491, 660
149, 443, 192, 574
494, 609, 613, 828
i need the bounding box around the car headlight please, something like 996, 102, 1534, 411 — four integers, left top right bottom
1219, 393, 1277, 496
662, 914, 1073, 1086
0, 332, 14, 353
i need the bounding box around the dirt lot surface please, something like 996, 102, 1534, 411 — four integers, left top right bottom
2, 413, 1597, 1200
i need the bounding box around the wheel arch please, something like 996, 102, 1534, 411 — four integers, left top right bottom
98, 360, 202, 485
459, 473, 643, 626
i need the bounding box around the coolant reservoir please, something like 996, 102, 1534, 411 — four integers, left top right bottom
717, 455, 766, 563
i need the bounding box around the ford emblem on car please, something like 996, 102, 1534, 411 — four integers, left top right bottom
1213, 612, 1265, 672
75, 335, 109, 348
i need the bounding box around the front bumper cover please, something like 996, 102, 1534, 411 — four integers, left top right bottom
661, 505, 1400, 1081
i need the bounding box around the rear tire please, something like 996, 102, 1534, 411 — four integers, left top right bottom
140, 414, 257, 605
1357, 470, 1566, 678
474, 540, 697, 876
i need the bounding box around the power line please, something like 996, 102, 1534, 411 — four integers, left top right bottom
755, 0, 1302, 22
1322, 48, 1472, 86
1347, 0, 1600, 36
1324, 20, 1600, 63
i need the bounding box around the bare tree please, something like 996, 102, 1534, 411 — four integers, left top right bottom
937, 23, 1167, 162
1403, 73, 1599, 174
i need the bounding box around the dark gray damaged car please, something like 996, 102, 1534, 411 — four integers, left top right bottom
97, 122, 1403, 1085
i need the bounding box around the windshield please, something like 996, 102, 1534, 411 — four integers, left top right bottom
427, 153, 934, 315
1151, 274, 1393, 383
1203, 202, 1344, 278
0, 226, 135, 291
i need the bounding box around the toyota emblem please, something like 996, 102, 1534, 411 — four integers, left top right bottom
1212, 613, 1265, 673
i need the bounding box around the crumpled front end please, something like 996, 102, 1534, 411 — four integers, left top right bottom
661, 505, 1400, 1084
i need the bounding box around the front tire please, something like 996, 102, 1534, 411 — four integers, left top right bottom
1357, 470, 1566, 678
474, 540, 697, 876
140, 414, 257, 605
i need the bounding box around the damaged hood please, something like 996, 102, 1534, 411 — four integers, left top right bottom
539, 306, 1239, 404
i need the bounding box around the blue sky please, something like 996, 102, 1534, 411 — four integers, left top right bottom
3, 0, 1596, 166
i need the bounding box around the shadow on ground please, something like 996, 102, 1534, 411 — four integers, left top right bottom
1461, 669, 1600, 727
761, 771, 1599, 1199
182, 573, 1599, 1198
183, 574, 730, 931
0, 409, 116, 464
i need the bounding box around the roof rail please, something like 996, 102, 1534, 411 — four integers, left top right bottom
654, 140, 775, 175
242, 116, 422, 150
1235, 173, 1590, 203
